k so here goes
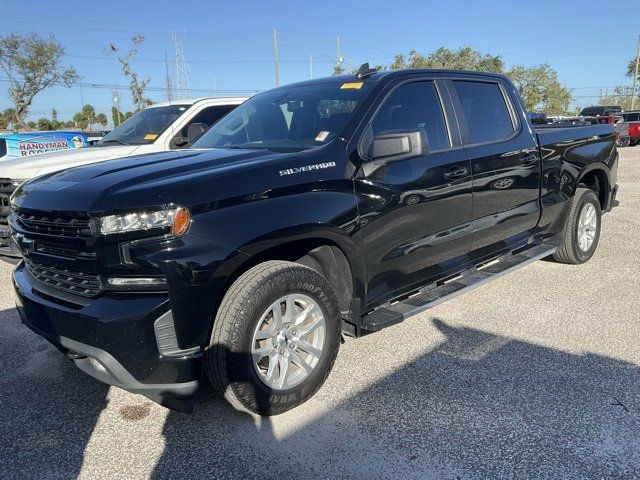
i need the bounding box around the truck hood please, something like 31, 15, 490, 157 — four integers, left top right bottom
0, 144, 143, 180
13, 148, 296, 213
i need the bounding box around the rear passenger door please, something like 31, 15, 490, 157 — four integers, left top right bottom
355, 79, 473, 307
449, 78, 541, 260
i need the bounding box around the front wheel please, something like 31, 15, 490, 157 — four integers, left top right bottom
205, 260, 341, 415
552, 188, 602, 264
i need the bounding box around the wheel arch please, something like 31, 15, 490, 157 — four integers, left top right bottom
575, 165, 610, 210
210, 230, 364, 339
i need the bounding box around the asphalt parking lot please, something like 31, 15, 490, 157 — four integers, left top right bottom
1, 148, 639, 480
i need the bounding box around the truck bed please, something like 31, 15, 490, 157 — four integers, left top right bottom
535, 124, 614, 150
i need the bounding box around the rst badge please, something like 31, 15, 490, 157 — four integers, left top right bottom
279, 161, 336, 176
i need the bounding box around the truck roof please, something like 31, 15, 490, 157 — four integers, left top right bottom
149, 96, 250, 108
271, 68, 511, 91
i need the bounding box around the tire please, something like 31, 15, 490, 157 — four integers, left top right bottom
617, 137, 630, 148
205, 260, 341, 415
552, 188, 602, 264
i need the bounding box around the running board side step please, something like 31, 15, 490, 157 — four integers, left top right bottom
361, 243, 558, 333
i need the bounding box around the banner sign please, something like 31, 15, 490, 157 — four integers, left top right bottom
0, 131, 88, 159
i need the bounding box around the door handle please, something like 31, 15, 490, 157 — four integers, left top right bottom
444, 166, 468, 180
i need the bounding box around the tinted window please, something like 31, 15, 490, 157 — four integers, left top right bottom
623, 113, 640, 122
371, 81, 449, 151
194, 83, 372, 152
453, 81, 514, 145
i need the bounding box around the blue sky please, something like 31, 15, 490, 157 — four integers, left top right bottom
1, 0, 637, 124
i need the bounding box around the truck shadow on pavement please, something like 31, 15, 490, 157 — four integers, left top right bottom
151, 317, 640, 480
0, 308, 109, 480
3, 306, 640, 479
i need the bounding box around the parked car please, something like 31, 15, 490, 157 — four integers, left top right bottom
579, 105, 621, 116
620, 111, 640, 145
0, 131, 87, 160
0, 97, 247, 262
615, 118, 631, 147
10, 67, 618, 415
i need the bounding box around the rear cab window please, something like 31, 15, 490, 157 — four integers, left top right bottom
451, 80, 515, 145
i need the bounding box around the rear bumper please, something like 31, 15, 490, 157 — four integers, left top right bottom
12, 263, 203, 411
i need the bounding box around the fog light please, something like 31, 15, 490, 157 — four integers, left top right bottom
107, 277, 167, 287
89, 357, 107, 374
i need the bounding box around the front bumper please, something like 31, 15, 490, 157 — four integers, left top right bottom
13, 263, 203, 411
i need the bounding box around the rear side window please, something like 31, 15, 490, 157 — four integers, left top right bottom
452, 81, 514, 145
371, 81, 449, 152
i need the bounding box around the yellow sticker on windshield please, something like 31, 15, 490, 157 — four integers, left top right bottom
144, 134, 158, 140
340, 82, 363, 90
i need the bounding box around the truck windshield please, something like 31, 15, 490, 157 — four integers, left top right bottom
193, 82, 372, 152
98, 104, 190, 146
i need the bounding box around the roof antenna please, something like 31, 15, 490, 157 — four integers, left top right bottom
355, 62, 376, 79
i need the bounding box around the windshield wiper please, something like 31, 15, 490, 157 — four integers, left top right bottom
98, 139, 128, 146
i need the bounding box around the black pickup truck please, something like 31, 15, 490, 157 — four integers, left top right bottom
10, 66, 618, 415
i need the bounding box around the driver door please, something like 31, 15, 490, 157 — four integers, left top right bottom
354, 79, 473, 307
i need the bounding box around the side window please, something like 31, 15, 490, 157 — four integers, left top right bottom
452, 81, 514, 145
371, 81, 449, 152
173, 105, 236, 148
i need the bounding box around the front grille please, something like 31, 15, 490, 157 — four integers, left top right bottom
25, 259, 101, 298
16, 212, 92, 238
0, 197, 8, 207
0, 178, 11, 189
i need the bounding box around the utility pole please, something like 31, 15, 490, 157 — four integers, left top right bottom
112, 91, 122, 127
632, 34, 640, 110
79, 81, 85, 110
310, 55, 313, 79
273, 29, 279, 86
336, 36, 343, 74
213, 75, 216, 97
164, 50, 173, 102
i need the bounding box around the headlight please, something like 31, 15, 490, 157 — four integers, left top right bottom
99, 207, 190, 236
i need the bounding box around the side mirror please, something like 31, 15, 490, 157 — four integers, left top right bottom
186, 122, 208, 141
171, 136, 189, 148
369, 129, 428, 163
171, 122, 209, 149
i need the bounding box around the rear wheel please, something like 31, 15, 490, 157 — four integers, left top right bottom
205, 260, 341, 415
617, 137, 630, 148
552, 188, 602, 264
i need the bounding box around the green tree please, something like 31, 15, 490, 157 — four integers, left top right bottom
388, 47, 571, 114
0, 33, 78, 129
111, 106, 122, 127
108, 35, 153, 110
96, 113, 108, 128
72, 104, 107, 130
390, 47, 504, 73
0, 108, 16, 129
26, 120, 37, 129
36, 117, 52, 130
507, 64, 571, 114
599, 86, 639, 111
627, 58, 639, 80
